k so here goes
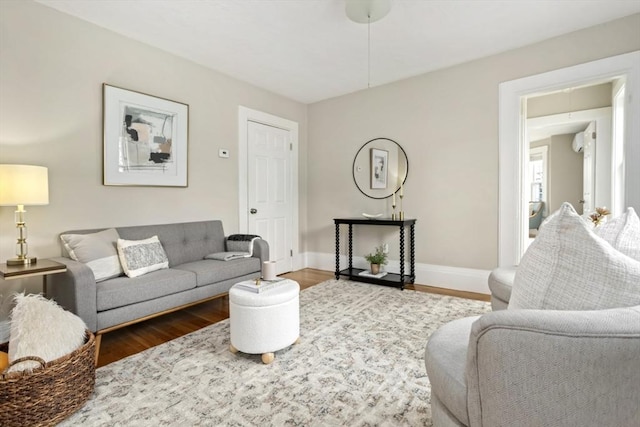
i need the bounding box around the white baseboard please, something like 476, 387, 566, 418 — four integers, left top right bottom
301, 252, 490, 295
0, 319, 9, 343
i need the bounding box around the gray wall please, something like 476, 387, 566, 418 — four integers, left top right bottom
528, 82, 613, 118
531, 136, 584, 214
307, 14, 640, 270
1, 0, 639, 305
0, 1, 308, 324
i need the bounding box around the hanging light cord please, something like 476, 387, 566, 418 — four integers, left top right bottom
367, 14, 371, 88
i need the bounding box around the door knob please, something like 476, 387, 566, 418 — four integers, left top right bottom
250, 208, 258, 214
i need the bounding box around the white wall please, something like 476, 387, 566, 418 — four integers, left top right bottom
0, 1, 308, 326
306, 13, 640, 291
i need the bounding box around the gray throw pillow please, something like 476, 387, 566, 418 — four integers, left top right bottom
60, 228, 123, 282
509, 203, 640, 311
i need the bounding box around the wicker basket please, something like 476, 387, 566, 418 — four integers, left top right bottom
0, 330, 96, 427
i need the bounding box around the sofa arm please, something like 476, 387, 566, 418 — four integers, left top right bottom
252, 238, 270, 264
47, 257, 98, 332
466, 306, 640, 427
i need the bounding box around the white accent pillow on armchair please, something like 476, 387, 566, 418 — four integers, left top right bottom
509, 203, 640, 311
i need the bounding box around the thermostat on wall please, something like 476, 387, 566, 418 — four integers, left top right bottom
219, 149, 230, 158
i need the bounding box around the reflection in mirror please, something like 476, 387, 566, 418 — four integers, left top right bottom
353, 138, 408, 199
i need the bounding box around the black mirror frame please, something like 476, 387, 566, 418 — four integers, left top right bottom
352, 137, 409, 200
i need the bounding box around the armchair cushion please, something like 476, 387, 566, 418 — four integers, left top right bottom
510, 203, 640, 311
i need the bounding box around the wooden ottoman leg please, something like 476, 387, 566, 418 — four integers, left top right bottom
229, 343, 239, 354
261, 352, 275, 364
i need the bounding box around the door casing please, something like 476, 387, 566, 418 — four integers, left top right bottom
498, 50, 640, 267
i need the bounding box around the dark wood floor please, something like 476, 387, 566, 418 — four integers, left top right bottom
97, 268, 489, 367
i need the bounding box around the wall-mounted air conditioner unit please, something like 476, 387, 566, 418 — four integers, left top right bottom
572, 131, 584, 153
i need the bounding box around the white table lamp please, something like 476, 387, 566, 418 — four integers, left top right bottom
0, 164, 49, 265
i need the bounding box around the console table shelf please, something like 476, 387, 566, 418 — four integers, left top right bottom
334, 218, 416, 290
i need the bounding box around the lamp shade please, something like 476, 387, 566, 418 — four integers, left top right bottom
0, 164, 49, 206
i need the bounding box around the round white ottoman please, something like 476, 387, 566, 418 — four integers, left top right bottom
229, 279, 300, 364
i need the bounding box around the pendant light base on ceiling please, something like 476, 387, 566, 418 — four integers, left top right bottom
345, 0, 391, 24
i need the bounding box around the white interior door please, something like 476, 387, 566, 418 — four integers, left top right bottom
247, 121, 293, 274
582, 121, 596, 216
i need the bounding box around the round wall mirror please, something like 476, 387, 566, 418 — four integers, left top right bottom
352, 138, 409, 199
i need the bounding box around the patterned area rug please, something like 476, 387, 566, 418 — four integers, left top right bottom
61, 280, 490, 426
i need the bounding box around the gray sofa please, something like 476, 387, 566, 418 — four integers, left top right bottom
425, 267, 640, 427
47, 220, 268, 361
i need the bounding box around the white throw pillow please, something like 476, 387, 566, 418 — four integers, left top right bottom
117, 235, 169, 278
594, 207, 640, 262
8, 293, 87, 373
509, 203, 640, 311
60, 228, 123, 282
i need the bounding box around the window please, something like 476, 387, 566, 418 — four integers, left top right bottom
529, 146, 548, 211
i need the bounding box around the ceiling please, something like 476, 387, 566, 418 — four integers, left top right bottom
528, 121, 590, 143
36, 0, 640, 104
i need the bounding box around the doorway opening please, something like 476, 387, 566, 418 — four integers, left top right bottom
498, 50, 640, 266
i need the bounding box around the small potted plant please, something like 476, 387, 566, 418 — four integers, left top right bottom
365, 245, 388, 274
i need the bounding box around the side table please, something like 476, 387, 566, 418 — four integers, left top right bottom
0, 259, 67, 294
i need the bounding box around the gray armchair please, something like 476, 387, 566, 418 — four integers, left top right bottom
529, 201, 545, 231
425, 269, 640, 427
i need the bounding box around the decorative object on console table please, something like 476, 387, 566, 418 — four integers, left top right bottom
391, 191, 397, 220
370, 148, 388, 189
364, 245, 388, 275
352, 138, 408, 200
103, 84, 189, 187
334, 217, 416, 290
399, 182, 404, 220
0, 165, 49, 265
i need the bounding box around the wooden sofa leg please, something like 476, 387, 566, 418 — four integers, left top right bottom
94, 333, 102, 366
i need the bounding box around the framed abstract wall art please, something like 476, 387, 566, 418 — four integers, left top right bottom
370, 148, 388, 189
103, 84, 189, 187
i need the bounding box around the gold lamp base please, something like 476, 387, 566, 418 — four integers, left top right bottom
6, 256, 37, 266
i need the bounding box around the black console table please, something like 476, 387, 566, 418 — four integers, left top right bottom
334, 218, 416, 290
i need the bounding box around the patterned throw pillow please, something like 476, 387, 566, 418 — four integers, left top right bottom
117, 236, 169, 278
60, 228, 123, 282
594, 207, 640, 261
509, 203, 640, 311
